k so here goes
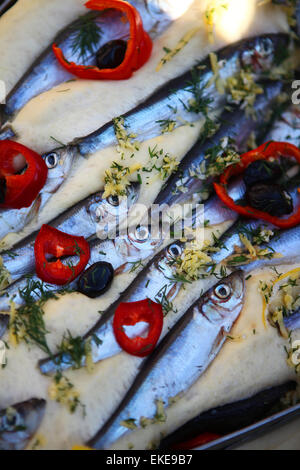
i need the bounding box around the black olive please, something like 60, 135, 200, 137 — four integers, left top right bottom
243, 160, 282, 188
246, 183, 294, 217
0, 178, 6, 204
96, 40, 127, 70
77, 262, 114, 299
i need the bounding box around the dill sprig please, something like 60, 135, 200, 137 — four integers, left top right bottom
12, 279, 58, 355
56, 330, 87, 370
71, 12, 102, 60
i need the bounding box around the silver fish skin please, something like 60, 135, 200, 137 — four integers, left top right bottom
37, 190, 241, 375
1, 183, 140, 284
153, 80, 287, 209
0, 37, 287, 242
0, 220, 165, 313
0, 314, 9, 339
87, 271, 245, 450
284, 308, 300, 330
0, 79, 281, 282
46, 34, 288, 159
264, 103, 300, 145
0, 398, 46, 451
36, 78, 284, 247
0, 0, 188, 129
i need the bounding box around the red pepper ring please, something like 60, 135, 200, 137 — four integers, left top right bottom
34, 225, 91, 286
0, 140, 48, 209
53, 0, 153, 81
113, 299, 163, 357
214, 141, 300, 229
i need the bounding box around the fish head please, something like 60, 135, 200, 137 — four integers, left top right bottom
198, 271, 245, 329
0, 398, 46, 450
240, 34, 288, 73
117, 223, 163, 264
41, 146, 77, 195
155, 241, 184, 274
95, 183, 140, 239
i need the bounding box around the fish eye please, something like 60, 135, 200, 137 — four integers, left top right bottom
1, 409, 22, 431
107, 195, 120, 207
215, 284, 231, 300
45, 152, 59, 169
135, 226, 150, 242
167, 244, 182, 259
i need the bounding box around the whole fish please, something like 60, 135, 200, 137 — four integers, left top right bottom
1, 183, 140, 283
0, 37, 286, 242
43, 34, 288, 158
38, 204, 300, 375
0, 398, 46, 450
87, 271, 245, 449
0, 80, 281, 281
0, 0, 193, 131
0, 221, 165, 313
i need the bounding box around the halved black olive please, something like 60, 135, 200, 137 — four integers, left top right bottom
246, 183, 294, 217
0, 178, 6, 204
96, 40, 127, 70
77, 262, 114, 299
244, 160, 282, 188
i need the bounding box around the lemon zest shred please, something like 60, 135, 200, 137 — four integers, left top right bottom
273, 268, 300, 285
8, 301, 19, 347
156, 27, 200, 72
208, 52, 225, 94
262, 268, 300, 335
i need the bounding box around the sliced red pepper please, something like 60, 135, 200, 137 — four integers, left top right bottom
113, 299, 163, 357
53, 0, 152, 81
34, 225, 90, 286
214, 141, 300, 229
171, 432, 221, 450
0, 140, 48, 209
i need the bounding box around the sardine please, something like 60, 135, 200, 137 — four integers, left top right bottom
0, 37, 286, 242
0, 398, 46, 450
0, 0, 193, 130
42, 35, 288, 159
87, 271, 245, 450
1, 183, 140, 283
38, 206, 300, 375
0, 80, 281, 281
